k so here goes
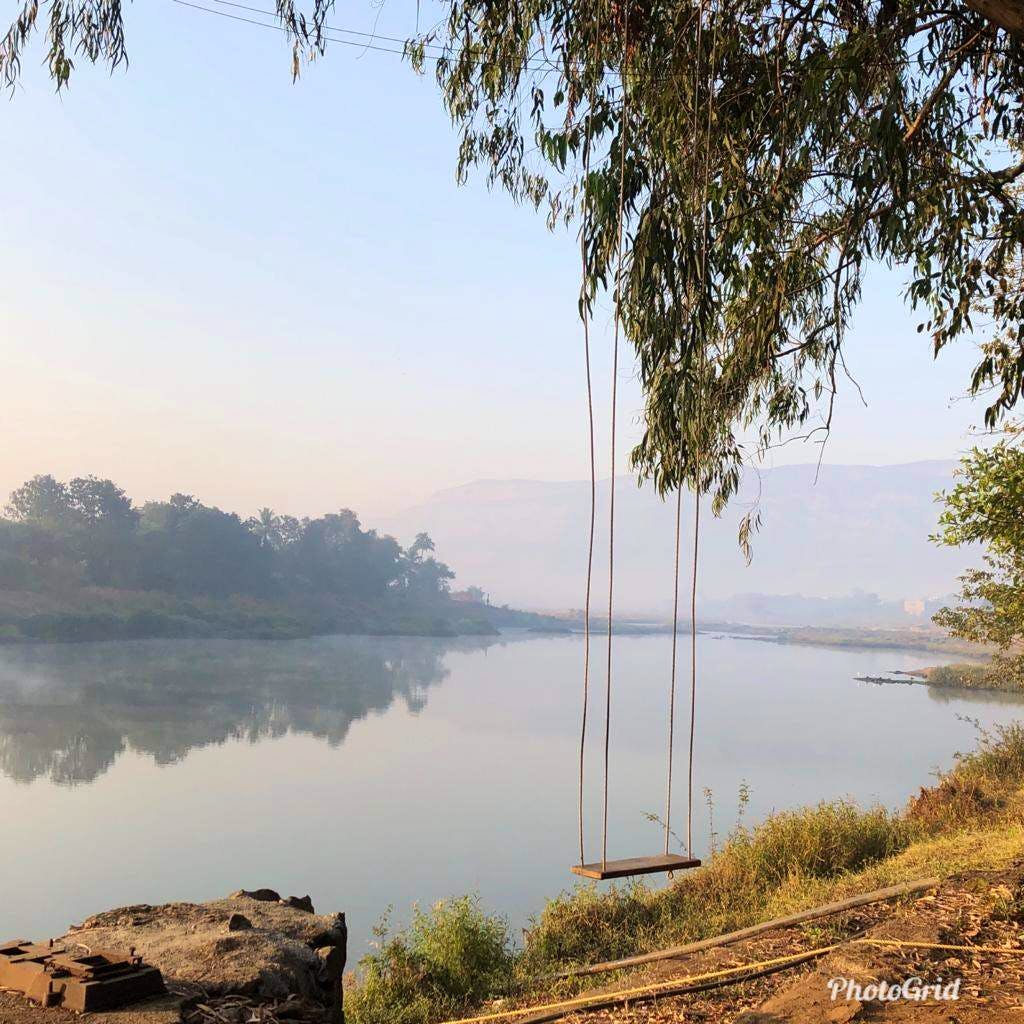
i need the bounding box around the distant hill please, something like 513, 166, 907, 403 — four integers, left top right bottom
379, 461, 980, 621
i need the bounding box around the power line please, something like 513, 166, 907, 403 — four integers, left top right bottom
170, 0, 424, 59
208, 0, 447, 52
170, 0, 561, 72
169, 0, 1004, 82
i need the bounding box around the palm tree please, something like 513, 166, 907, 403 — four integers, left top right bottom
248, 507, 282, 550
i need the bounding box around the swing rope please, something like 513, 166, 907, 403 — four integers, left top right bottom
576, 22, 598, 869
579, 0, 716, 872
663, 0, 704, 864
664, 484, 683, 855
601, 0, 632, 870
669, 0, 720, 860
690, 0, 721, 857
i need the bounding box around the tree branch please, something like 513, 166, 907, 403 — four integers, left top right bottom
963, 0, 1024, 39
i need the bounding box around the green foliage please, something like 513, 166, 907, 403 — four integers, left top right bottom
5, 5, 1024, 517
933, 438, 1024, 677
348, 897, 515, 1024
934, 439, 1024, 555
417, 0, 1024, 509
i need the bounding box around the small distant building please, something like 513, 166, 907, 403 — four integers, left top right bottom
903, 598, 926, 617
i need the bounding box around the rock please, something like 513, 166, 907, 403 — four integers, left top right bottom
227, 913, 253, 932
230, 888, 282, 903
827, 1000, 862, 1023
280, 895, 315, 914
315, 945, 345, 983
61, 898, 346, 1001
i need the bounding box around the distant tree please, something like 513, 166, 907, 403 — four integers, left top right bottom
402, 533, 455, 598
66, 476, 138, 528
247, 507, 283, 550
277, 515, 304, 547
408, 533, 436, 562
933, 434, 1024, 682
284, 511, 404, 596
63, 476, 139, 585
137, 497, 272, 597
406, 556, 456, 598
0, 471, 460, 611
6, 475, 71, 524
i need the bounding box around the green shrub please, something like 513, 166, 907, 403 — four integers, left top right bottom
348, 897, 514, 1024
953, 722, 1024, 784
523, 800, 910, 972
521, 881, 662, 972
926, 663, 991, 689
711, 800, 911, 891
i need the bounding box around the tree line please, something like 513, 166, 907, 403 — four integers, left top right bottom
0, 474, 455, 603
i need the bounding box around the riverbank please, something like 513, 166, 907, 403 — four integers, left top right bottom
719, 623, 987, 656
343, 721, 1024, 1024
0, 587, 567, 642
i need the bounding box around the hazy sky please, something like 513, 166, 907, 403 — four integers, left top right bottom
1, 1, 991, 522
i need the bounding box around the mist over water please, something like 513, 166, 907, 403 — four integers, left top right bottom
0, 632, 1020, 956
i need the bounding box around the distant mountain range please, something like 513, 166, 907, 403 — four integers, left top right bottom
379, 460, 980, 624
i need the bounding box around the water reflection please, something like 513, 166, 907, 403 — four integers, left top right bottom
924, 684, 1024, 709
0, 636, 493, 785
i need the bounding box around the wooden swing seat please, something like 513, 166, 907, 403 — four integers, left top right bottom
571, 854, 701, 880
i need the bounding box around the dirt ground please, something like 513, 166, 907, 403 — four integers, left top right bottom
0, 991, 185, 1024
518, 862, 1024, 1024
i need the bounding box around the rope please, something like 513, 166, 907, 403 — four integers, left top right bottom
664, 484, 682, 856
438, 937, 1024, 1024
601, 0, 631, 871
686, 492, 700, 856
441, 946, 837, 1024
861, 938, 1024, 955
685, 0, 720, 861
577, 48, 598, 870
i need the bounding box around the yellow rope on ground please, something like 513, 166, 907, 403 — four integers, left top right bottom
860, 938, 1024, 955
439, 937, 1024, 1024
439, 946, 842, 1024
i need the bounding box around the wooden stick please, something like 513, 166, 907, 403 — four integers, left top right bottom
548, 876, 939, 979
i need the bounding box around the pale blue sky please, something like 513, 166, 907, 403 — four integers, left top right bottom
0, 1, 989, 520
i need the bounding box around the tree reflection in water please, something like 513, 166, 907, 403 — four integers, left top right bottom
0, 635, 496, 785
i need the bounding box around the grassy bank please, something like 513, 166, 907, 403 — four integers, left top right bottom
725, 624, 988, 656
0, 587, 572, 643
858, 659, 1024, 693
346, 721, 1024, 1024
920, 659, 1024, 692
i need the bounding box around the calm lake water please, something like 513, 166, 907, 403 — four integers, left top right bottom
1, 632, 1022, 957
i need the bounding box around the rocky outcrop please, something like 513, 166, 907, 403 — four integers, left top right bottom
63, 891, 347, 1015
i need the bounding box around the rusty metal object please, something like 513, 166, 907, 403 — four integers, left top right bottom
0, 939, 165, 1012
